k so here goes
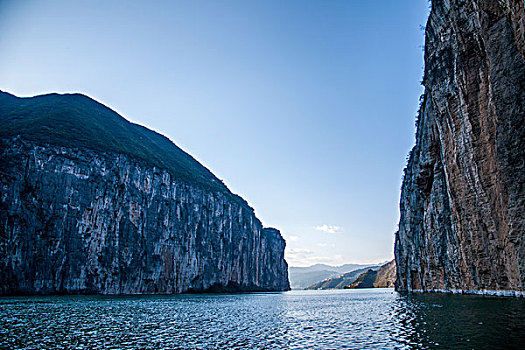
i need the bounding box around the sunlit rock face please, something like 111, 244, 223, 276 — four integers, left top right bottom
395, 0, 525, 294
374, 260, 396, 288
0, 95, 289, 294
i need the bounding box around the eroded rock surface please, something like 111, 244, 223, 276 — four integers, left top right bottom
395, 0, 525, 295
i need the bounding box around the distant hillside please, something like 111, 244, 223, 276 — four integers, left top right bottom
345, 260, 396, 289
345, 270, 378, 288
373, 259, 396, 288
305, 260, 396, 290
305, 268, 373, 290
289, 263, 383, 290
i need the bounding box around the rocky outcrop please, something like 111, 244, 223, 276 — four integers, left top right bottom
395, 0, 525, 295
0, 93, 290, 294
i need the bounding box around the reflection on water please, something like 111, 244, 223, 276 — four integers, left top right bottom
1, 289, 524, 349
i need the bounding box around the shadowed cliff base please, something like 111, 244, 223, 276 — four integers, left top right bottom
395, 0, 525, 294
184, 282, 280, 294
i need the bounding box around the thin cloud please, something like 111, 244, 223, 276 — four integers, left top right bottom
315, 224, 342, 234
288, 248, 312, 254
317, 243, 336, 248
285, 251, 347, 267
285, 248, 314, 263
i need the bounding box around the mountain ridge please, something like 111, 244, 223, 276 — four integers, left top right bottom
289, 262, 385, 289
0, 90, 241, 200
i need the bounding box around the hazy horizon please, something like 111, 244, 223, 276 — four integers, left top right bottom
0, 0, 430, 266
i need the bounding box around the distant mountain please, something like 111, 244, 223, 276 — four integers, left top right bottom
305, 260, 396, 290
373, 260, 396, 288
305, 268, 373, 290
289, 263, 383, 290
345, 270, 378, 289
345, 260, 396, 289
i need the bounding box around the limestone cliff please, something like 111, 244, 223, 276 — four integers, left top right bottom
395, 0, 525, 295
0, 91, 290, 294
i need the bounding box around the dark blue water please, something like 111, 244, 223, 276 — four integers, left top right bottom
1, 289, 525, 349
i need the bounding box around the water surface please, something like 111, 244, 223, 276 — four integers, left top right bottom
1, 289, 524, 349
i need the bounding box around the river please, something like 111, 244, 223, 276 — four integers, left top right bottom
1, 289, 524, 349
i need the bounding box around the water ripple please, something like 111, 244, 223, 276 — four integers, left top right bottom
1, 289, 525, 349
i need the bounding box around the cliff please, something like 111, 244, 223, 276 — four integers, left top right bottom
395, 0, 525, 295
0, 91, 290, 294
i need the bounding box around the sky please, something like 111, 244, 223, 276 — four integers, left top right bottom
0, 0, 430, 267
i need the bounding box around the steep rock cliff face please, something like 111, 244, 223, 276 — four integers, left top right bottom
0, 93, 290, 294
395, 0, 524, 295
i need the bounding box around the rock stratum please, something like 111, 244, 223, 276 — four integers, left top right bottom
0, 91, 290, 294
395, 0, 525, 295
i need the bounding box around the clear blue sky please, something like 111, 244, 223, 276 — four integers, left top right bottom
0, 0, 430, 266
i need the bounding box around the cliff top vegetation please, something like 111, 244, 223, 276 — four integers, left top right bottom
0, 91, 238, 197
